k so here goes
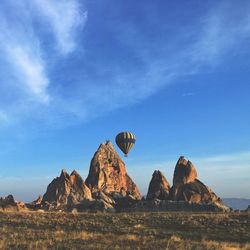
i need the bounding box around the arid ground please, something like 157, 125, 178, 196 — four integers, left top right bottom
0, 211, 249, 249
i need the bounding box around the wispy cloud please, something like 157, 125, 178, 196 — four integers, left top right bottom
0, 1, 49, 103
0, 0, 86, 124
76, 1, 250, 121
0, 1, 250, 128
190, 2, 250, 66
33, 0, 87, 55
6, 45, 49, 103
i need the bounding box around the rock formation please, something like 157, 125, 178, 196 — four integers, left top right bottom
119, 199, 229, 212
0, 195, 16, 207
0, 147, 229, 213
42, 169, 92, 206
170, 156, 225, 207
26, 195, 43, 210
173, 156, 197, 186
146, 170, 170, 200
73, 190, 116, 213
33, 195, 43, 205
0, 195, 26, 211
85, 141, 141, 200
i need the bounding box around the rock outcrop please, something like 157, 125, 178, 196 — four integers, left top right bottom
119, 199, 230, 212
42, 169, 92, 207
146, 170, 170, 200
30, 169, 117, 212
26, 195, 43, 210
85, 141, 141, 200
33, 195, 43, 205
170, 156, 225, 208
1, 148, 228, 213
0, 195, 16, 208
173, 156, 197, 186
72, 190, 116, 213
0, 195, 26, 211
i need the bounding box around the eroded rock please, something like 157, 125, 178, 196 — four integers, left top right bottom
0, 195, 27, 211
42, 169, 92, 206
146, 170, 170, 200
170, 156, 226, 209
85, 141, 141, 200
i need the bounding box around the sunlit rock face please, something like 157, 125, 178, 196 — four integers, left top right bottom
173, 156, 197, 186
170, 156, 225, 208
42, 169, 92, 205
85, 141, 141, 200
146, 170, 170, 200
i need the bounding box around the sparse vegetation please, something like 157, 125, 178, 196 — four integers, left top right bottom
0, 211, 249, 249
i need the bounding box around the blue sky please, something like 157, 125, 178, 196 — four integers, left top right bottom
0, 0, 249, 201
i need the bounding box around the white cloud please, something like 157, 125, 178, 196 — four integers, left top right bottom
79, 2, 250, 122
0, 1, 250, 128
191, 14, 225, 64
0, 1, 49, 103
190, 4, 250, 65
0, 0, 87, 122
33, 0, 87, 55
6, 45, 49, 103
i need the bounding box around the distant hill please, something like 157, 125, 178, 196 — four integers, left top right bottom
222, 198, 250, 210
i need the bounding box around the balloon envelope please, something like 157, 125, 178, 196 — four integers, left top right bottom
115, 131, 136, 157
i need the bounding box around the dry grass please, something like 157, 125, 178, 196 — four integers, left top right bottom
0, 211, 249, 249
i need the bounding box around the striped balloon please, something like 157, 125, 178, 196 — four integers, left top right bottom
115, 131, 136, 157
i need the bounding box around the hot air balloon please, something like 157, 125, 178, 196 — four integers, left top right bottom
115, 131, 136, 157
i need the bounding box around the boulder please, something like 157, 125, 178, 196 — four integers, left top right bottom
85, 141, 141, 200
146, 170, 170, 200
